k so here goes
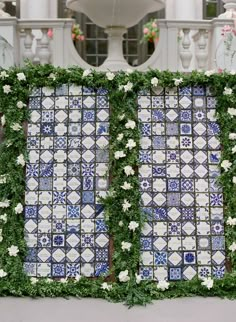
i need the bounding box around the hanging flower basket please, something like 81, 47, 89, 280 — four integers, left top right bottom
141, 19, 159, 46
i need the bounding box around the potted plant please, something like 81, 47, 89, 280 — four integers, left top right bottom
142, 19, 159, 47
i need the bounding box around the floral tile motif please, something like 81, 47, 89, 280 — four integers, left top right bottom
24, 85, 109, 278
138, 86, 225, 281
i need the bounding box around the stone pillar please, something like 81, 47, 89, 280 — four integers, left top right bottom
166, 0, 203, 20
20, 0, 49, 19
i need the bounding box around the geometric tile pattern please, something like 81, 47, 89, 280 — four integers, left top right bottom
24, 85, 109, 278
138, 86, 225, 281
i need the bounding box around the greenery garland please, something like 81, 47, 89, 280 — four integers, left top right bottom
0, 64, 235, 305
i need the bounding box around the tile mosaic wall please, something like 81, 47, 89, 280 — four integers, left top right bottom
138, 86, 225, 281
24, 85, 110, 278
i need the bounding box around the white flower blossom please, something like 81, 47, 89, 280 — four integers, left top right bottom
229, 242, 236, 252
45, 278, 53, 283
135, 273, 142, 284
15, 203, 23, 214
228, 108, 236, 117
123, 81, 133, 92
114, 151, 126, 160
1, 115, 6, 126
3, 85, 11, 94
223, 87, 233, 95
30, 277, 38, 285
0, 236, 3, 243
101, 282, 112, 291
17, 101, 26, 109
117, 133, 124, 141
230, 70, 236, 75
126, 139, 136, 150
128, 221, 139, 231
82, 69, 92, 77
125, 120, 136, 130
221, 160, 232, 172
106, 72, 115, 80
0, 175, 7, 184
226, 217, 236, 226
121, 241, 132, 251
204, 70, 215, 77
16, 154, 25, 167
60, 278, 68, 283
17, 72, 26, 81
173, 78, 183, 86
0, 199, 10, 208
118, 221, 124, 227
119, 85, 124, 91
0, 214, 7, 223
233, 177, 236, 184
118, 114, 125, 121
232, 146, 236, 154
0, 269, 7, 278
229, 133, 236, 140
151, 77, 159, 86
75, 275, 81, 282
157, 280, 170, 291
126, 68, 133, 75
8, 245, 19, 257
121, 182, 132, 190
11, 123, 21, 131
124, 166, 135, 176
122, 199, 131, 212
201, 277, 214, 290
0, 71, 9, 79
48, 73, 56, 80
118, 270, 130, 282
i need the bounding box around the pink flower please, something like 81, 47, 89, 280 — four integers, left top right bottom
152, 31, 156, 37
80, 35, 85, 41
143, 28, 149, 34
218, 68, 223, 74
47, 29, 53, 39
76, 35, 81, 40
72, 33, 76, 40
152, 22, 157, 28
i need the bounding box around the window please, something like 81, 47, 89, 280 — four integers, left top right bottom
203, 0, 225, 19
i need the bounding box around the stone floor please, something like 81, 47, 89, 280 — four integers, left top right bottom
0, 297, 235, 322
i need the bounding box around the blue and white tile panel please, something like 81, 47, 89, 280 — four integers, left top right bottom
138, 86, 225, 281
24, 85, 110, 278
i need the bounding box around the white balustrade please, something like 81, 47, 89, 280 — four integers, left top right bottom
179, 28, 193, 69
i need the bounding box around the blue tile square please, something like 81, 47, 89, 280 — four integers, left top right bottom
167, 179, 180, 192
154, 252, 167, 265
82, 191, 95, 204
52, 263, 65, 277
169, 267, 182, 280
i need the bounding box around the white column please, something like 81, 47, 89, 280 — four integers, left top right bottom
166, 0, 203, 20
49, 0, 58, 19
20, 0, 50, 19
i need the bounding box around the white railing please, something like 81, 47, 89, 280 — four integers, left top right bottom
0, 17, 235, 71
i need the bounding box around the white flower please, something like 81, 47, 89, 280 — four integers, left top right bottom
17, 72, 26, 81
45, 278, 53, 283
0, 199, 10, 208
228, 108, 236, 117
157, 280, 170, 291
151, 77, 159, 86
117, 133, 124, 141
48, 73, 56, 80
128, 221, 139, 231
3, 85, 11, 94
8, 245, 19, 256
223, 87, 233, 95
118, 270, 130, 282
126, 139, 136, 150
226, 217, 236, 226
126, 68, 133, 75
125, 120, 136, 129
121, 182, 132, 190
82, 69, 92, 77
0, 269, 7, 278
114, 151, 126, 160
135, 273, 142, 284
11, 123, 21, 131
0, 214, 7, 223
122, 199, 131, 212
0, 175, 7, 184
232, 146, 236, 154
0, 236, 3, 243
118, 221, 124, 227
124, 166, 135, 176
6, 140, 12, 148
229, 242, 236, 252
60, 278, 68, 283
121, 241, 132, 251
119, 85, 124, 91
123, 81, 133, 92
75, 275, 81, 282
173, 78, 183, 86
221, 160, 232, 172
17, 101, 26, 109
16, 154, 25, 167
233, 177, 236, 184
230, 70, 236, 75
101, 282, 112, 291
201, 277, 214, 290
118, 114, 125, 121
0, 71, 9, 79
229, 133, 236, 140
204, 70, 215, 77
1, 115, 6, 126
30, 277, 38, 285
106, 72, 115, 80
15, 203, 23, 214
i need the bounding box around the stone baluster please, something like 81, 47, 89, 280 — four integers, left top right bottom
179, 28, 193, 69
38, 28, 51, 64
196, 29, 208, 70
23, 29, 34, 62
